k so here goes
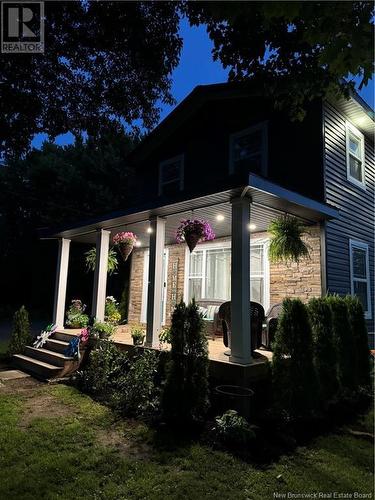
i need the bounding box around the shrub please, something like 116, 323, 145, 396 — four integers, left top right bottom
105, 296, 121, 325
7, 306, 32, 356
308, 297, 339, 404
162, 299, 209, 424
212, 410, 255, 450
111, 349, 160, 418
344, 295, 371, 387
92, 321, 115, 339
66, 299, 89, 328
325, 295, 357, 390
272, 298, 318, 417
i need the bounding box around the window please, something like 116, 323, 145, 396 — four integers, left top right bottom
349, 240, 372, 319
186, 241, 269, 309
158, 155, 184, 196
346, 122, 365, 188
229, 122, 268, 176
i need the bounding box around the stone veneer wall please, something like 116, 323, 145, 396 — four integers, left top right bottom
127, 224, 322, 325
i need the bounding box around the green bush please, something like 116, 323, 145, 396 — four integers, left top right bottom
212, 410, 255, 450
111, 349, 160, 418
308, 297, 339, 405
7, 306, 32, 356
162, 299, 209, 424
272, 298, 318, 417
344, 295, 371, 388
325, 295, 357, 390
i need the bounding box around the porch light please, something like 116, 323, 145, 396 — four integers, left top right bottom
248, 223, 256, 230
147, 227, 153, 234
135, 240, 142, 247
216, 214, 225, 222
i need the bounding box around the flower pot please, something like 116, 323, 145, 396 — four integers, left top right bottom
185, 232, 201, 253
132, 336, 145, 346
118, 241, 134, 261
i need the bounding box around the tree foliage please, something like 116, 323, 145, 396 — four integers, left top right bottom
7, 306, 32, 356
185, 1, 374, 119
1, 1, 182, 157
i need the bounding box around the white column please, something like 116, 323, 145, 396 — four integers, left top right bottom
52, 238, 71, 329
146, 216, 166, 346
230, 196, 252, 365
91, 229, 110, 322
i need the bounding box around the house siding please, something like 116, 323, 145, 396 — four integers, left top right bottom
127, 227, 322, 326
323, 101, 375, 338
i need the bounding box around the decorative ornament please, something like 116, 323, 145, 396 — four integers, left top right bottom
113, 232, 137, 261
268, 215, 310, 264
176, 219, 215, 253
64, 336, 81, 359
33, 324, 56, 349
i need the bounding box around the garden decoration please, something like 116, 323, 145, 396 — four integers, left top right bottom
176, 219, 215, 252
64, 336, 81, 359
268, 215, 310, 264
33, 324, 56, 349
85, 247, 119, 275
113, 231, 137, 261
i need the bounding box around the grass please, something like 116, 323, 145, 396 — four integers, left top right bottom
0, 382, 373, 500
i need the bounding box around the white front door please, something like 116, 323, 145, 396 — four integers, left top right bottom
141, 249, 168, 325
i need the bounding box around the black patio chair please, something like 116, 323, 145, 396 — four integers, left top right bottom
218, 301, 265, 353
262, 303, 283, 350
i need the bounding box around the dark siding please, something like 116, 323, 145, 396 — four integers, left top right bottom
324, 101, 375, 335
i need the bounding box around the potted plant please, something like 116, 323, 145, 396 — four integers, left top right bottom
113, 231, 137, 261
84, 247, 118, 274
104, 296, 121, 325
91, 321, 115, 340
131, 326, 145, 346
268, 215, 310, 264
176, 219, 215, 252
66, 299, 89, 328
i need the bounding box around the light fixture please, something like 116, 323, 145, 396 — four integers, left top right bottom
135, 240, 142, 247
216, 214, 225, 222
248, 223, 256, 230
146, 227, 152, 234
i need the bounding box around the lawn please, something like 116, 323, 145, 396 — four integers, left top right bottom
0, 380, 373, 500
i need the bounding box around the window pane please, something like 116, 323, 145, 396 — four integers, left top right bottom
352, 248, 367, 278
161, 161, 181, 183
349, 134, 361, 158
251, 277, 264, 305
162, 180, 181, 196
251, 245, 263, 274
349, 155, 363, 182
189, 251, 203, 277
189, 278, 202, 301
353, 281, 368, 312
233, 131, 262, 161
205, 249, 231, 300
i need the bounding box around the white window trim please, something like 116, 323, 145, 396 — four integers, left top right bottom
349, 239, 372, 320
229, 121, 268, 176
158, 154, 184, 196
346, 121, 366, 189
183, 238, 270, 311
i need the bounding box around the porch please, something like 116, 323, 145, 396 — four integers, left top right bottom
42, 173, 339, 370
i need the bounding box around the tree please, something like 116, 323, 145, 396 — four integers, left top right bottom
7, 306, 32, 356
185, 1, 374, 120
0, 1, 182, 157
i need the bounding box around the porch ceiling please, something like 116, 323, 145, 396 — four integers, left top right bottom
41, 174, 339, 246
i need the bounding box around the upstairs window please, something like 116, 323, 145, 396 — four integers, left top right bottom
349, 240, 371, 319
346, 122, 365, 188
158, 155, 184, 196
229, 122, 268, 176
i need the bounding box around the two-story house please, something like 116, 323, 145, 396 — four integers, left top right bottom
40, 82, 374, 370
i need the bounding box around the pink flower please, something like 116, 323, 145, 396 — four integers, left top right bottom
113, 231, 137, 245
176, 219, 215, 244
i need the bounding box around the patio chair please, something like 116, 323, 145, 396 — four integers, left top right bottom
218, 301, 265, 353
262, 303, 282, 350
196, 299, 224, 340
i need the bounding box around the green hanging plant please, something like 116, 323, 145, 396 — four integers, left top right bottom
268, 215, 310, 264
85, 247, 119, 275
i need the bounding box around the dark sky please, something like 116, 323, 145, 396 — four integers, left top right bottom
32, 17, 374, 148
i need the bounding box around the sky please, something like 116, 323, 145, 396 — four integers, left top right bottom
32, 17, 374, 149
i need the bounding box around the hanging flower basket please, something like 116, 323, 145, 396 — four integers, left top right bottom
176, 219, 215, 252
268, 215, 310, 264
113, 231, 137, 261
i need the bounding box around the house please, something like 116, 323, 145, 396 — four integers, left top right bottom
36, 83, 373, 375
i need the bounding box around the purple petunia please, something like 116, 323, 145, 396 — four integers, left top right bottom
176, 219, 215, 244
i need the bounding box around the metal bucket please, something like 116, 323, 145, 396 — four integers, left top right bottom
214, 385, 254, 419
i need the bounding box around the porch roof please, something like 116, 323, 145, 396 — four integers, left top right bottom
40, 174, 339, 245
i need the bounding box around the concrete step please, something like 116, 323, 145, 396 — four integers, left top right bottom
53, 331, 80, 343
45, 338, 70, 354
25, 346, 74, 367
13, 354, 61, 379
